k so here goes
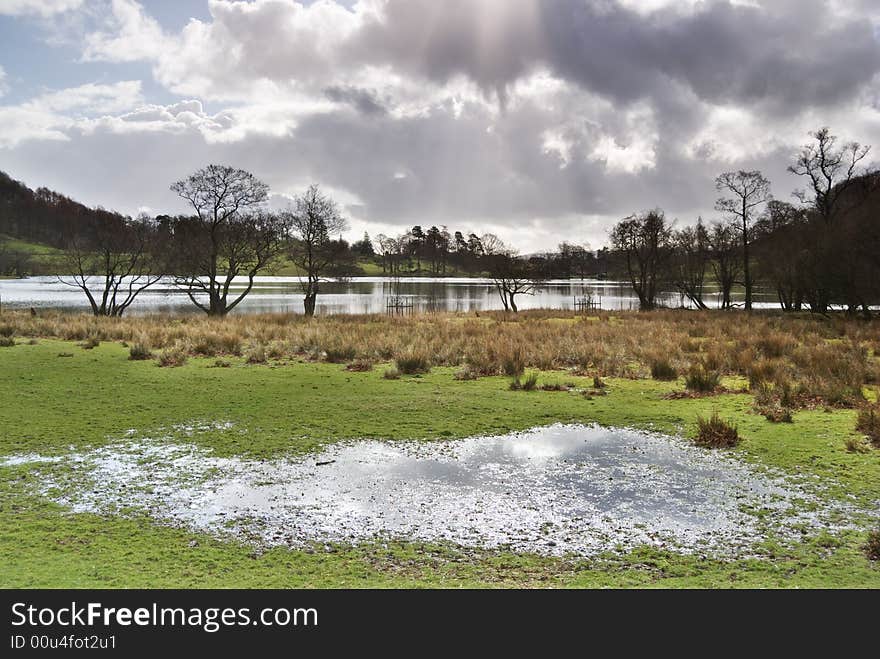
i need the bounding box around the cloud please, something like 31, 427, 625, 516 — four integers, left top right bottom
0, 0, 82, 16
0, 81, 143, 148
80, 0, 878, 114
323, 85, 387, 116
0, 66, 7, 98
1, 0, 879, 250
81, 0, 167, 62
35, 80, 144, 113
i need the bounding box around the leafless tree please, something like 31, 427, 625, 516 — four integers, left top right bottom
171, 165, 287, 316
715, 170, 771, 311
58, 213, 163, 317
789, 127, 872, 225
671, 219, 709, 309
609, 210, 672, 311
707, 221, 740, 310
481, 233, 542, 312
287, 185, 351, 317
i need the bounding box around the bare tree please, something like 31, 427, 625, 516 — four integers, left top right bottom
789, 127, 872, 225
59, 213, 162, 317
671, 219, 710, 309
707, 221, 741, 310
609, 210, 672, 311
715, 170, 771, 311
171, 165, 286, 316
287, 185, 351, 317
481, 233, 542, 312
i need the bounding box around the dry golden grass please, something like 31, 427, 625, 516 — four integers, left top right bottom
2, 308, 878, 408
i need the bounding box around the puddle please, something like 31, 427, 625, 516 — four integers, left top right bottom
1, 424, 861, 557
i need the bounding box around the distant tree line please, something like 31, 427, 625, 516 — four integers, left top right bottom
373, 227, 604, 280
1, 127, 877, 317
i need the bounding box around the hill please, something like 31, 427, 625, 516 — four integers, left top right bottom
0, 170, 127, 250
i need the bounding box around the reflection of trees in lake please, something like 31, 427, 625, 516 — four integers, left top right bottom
2, 276, 771, 316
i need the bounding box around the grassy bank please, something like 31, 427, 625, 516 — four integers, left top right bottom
0, 235, 66, 275
1, 312, 879, 587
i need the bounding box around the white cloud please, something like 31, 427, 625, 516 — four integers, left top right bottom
81, 0, 167, 62
36, 80, 143, 113
0, 0, 82, 16
0, 66, 7, 98
0, 81, 143, 148
0, 107, 71, 148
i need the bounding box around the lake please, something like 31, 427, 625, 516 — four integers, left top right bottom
0, 276, 777, 315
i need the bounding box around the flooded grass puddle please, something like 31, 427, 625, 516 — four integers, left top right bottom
1, 423, 861, 557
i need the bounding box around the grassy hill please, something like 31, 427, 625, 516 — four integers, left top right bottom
1, 236, 484, 279
0, 234, 66, 276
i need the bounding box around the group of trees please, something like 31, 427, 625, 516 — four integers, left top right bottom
373, 227, 603, 280
374, 228, 485, 275
2, 126, 877, 318
373, 229, 550, 310
163, 167, 359, 318
0, 165, 358, 317
610, 127, 879, 315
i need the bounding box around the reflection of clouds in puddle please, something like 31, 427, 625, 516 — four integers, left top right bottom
2, 424, 862, 558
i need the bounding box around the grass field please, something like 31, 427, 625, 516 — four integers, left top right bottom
0, 235, 66, 275
1, 313, 879, 588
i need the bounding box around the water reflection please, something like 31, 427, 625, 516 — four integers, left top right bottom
0, 276, 780, 315
5, 423, 849, 557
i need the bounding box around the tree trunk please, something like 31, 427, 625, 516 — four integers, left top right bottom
742, 209, 752, 311
304, 292, 317, 317
496, 285, 509, 311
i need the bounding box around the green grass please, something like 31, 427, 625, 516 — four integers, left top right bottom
272, 256, 481, 278
0, 235, 63, 255
1, 338, 879, 588
0, 234, 66, 274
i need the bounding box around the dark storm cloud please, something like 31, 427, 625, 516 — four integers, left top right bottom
351, 0, 880, 111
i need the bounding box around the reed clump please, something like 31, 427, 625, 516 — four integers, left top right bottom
156, 347, 188, 368
395, 349, 432, 375
685, 363, 722, 393
345, 358, 375, 372
244, 344, 268, 364
856, 404, 880, 448
650, 358, 678, 381
695, 412, 740, 449
128, 342, 153, 361
866, 529, 880, 561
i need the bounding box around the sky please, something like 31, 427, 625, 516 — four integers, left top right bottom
0, 0, 878, 251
